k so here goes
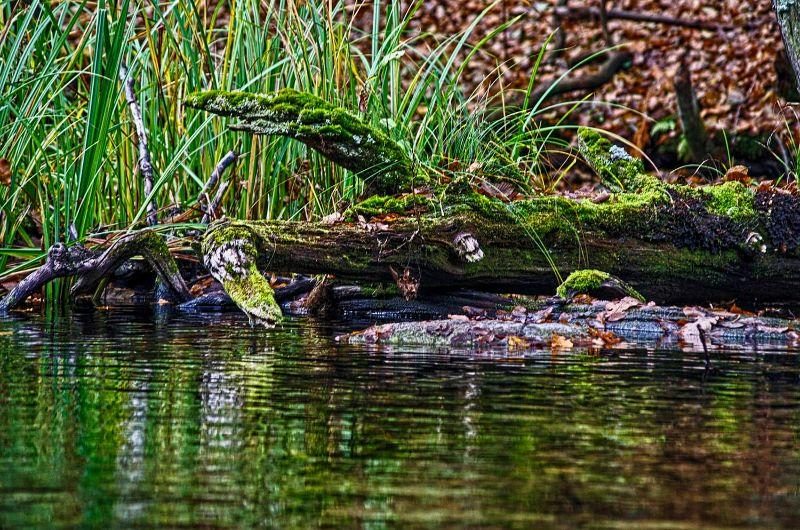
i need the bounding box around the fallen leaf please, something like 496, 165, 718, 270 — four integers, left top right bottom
551, 333, 574, 350
602, 296, 642, 321
507, 335, 531, 351
723, 165, 751, 184
588, 327, 622, 347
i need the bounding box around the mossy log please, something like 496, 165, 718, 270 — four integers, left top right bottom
185, 88, 424, 195
187, 91, 800, 323
202, 166, 800, 323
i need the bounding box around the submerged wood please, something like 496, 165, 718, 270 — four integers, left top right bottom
338, 301, 800, 351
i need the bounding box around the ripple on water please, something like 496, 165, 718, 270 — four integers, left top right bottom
1, 308, 800, 529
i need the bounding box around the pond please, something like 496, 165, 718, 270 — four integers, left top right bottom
2, 308, 800, 529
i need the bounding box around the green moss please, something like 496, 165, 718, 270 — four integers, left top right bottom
556, 269, 644, 301
577, 128, 650, 193
187, 88, 425, 195
703, 181, 757, 222
224, 262, 283, 324
348, 194, 436, 218
557, 269, 610, 298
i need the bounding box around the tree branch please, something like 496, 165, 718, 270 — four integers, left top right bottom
120, 63, 158, 226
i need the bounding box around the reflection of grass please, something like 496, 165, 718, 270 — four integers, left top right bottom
1, 312, 795, 527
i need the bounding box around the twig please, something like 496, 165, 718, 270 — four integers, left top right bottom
199, 150, 238, 224
531, 49, 632, 104
554, 4, 753, 32
202, 180, 231, 224
119, 63, 158, 227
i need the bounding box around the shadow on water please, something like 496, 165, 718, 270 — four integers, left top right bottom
1, 307, 800, 529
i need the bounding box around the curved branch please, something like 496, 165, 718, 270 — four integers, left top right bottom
0, 230, 190, 313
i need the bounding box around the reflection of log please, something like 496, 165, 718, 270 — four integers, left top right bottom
0, 231, 189, 312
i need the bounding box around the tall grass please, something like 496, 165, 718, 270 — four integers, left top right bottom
0, 0, 597, 291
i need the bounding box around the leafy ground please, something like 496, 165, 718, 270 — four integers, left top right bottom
352, 0, 790, 166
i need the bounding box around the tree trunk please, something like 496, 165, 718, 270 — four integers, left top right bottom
202, 209, 800, 313
776, 0, 800, 92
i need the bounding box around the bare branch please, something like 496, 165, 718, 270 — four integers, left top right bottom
199, 150, 238, 224
119, 63, 158, 226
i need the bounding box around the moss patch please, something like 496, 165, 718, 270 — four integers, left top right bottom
348, 194, 436, 218
703, 180, 757, 222
557, 269, 644, 301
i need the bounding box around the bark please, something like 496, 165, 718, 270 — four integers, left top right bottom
0, 230, 190, 312
674, 61, 709, 162
775, 0, 800, 92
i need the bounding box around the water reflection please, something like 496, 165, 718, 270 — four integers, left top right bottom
1, 308, 800, 528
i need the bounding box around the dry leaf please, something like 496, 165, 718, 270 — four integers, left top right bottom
551, 334, 574, 350
723, 165, 751, 184
507, 335, 531, 351
588, 327, 622, 347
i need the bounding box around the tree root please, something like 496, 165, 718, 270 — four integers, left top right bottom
0, 230, 189, 313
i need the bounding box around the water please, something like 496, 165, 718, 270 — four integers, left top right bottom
2, 309, 800, 529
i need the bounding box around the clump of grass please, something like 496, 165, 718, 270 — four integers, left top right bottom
0, 0, 607, 298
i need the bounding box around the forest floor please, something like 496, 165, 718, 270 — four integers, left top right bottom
392, 0, 785, 140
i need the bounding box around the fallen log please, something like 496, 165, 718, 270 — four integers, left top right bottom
195, 123, 800, 323
338, 300, 800, 351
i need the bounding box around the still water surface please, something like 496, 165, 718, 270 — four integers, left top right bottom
2, 308, 800, 529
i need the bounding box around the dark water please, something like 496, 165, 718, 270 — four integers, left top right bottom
2, 309, 800, 529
